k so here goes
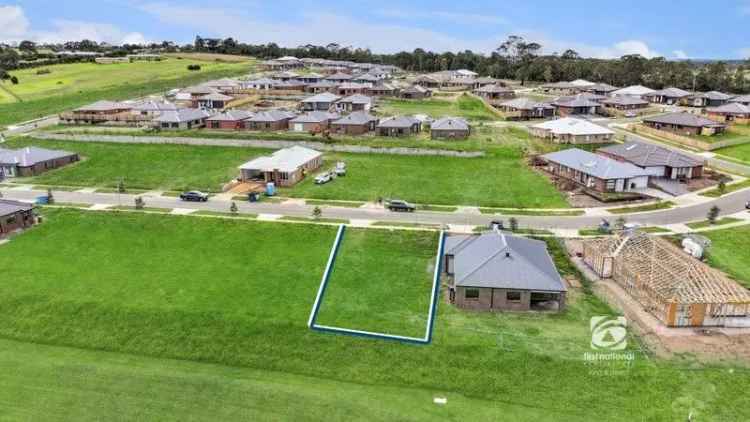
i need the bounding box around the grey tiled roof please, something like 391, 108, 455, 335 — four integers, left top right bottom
646, 87, 691, 98
338, 94, 372, 104
499, 97, 553, 110
332, 111, 378, 125
542, 148, 649, 179
0, 146, 77, 166
377, 116, 420, 128
599, 141, 703, 168
552, 95, 601, 108
206, 110, 255, 121
154, 108, 211, 123
706, 102, 750, 114
74, 100, 132, 112
0, 199, 34, 217
290, 111, 340, 123
602, 96, 648, 106
444, 232, 566, 291
302, 92, 341, 103
643, 112, 725, 128
694, 91, 733, 101
247, 110, 297, 122
431, 117, 469, 131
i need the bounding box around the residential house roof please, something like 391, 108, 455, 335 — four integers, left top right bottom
199, 92, 234, 101
552, 94, 601, 108
74, 100, 132, 112
377, 116, 421, 129
302, 92, 341, 103
611, 85, 656, 97
542, 148, 650, 180
570, 79, 595, 87
154, 108, 211, 123
706, 102, 750, 115
474, 84, 514, 94
0, 146, 77, 167
206, 110, 255, 122
598, 141, 703, 169
432, 117, 470, 131
338, 94, 372, 105
289, 111, 340, 123
602, 96, 649, 106
499, 97, 554, 110
646, 87, 691, 98
402, 85, 430, 94
239, 146, 322, 173
247, 110, 297, 122
0, 199, 34, 218
332, 111, 378, 125
532, 117, 614, 136
325, 72, 354, 81
643, 112, 726, 128
180, 85, 218, 95
131, 100, 178, 112
271, 71, 300, 79
731, 95, 750, 104
693, 91, 733, 101
444, 231, 566, 292
584, 83, 618, 93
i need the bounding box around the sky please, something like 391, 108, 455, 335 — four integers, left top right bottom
1, 1, 750, 59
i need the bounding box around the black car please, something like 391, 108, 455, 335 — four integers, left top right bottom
387, 199, 416, 212
180, 191, 209, 202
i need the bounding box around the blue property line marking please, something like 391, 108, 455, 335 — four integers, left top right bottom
308, 227, 445, 345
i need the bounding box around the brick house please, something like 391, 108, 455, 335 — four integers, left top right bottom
598, 141, 704, 180
335, 94, 373, 112
541, 148, 650, 193
705, 103, 750, 124
430, 117, 470, 139
643, 87, 691, 105
206, 110, 255, 130
154, 109, 211, 130
0, 199, 36, 238
498, 98, 555, 120
601, 96, 649, 111
642, 112, 727, 136
687, 91, 733, 108
0, 147, 80, 178
400, 85, 432, 100
444, 231, 567, 312
245, 110, 297, 131
289, 111, 340, 133
301, 92, 341, 112
376, 116, 421, 137
552, 95, 602, 117
330, 111, 379, 135
473, 84, 515, 102
238, 146, 322, 187
530, 117, 614, 145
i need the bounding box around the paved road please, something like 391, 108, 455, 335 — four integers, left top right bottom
2, 187, 748, 230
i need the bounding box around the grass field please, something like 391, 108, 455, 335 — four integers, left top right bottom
282, 148, 568, 208
378, 94, 499, 121
4, 137, 270, 192
700, 179, 750, 197
695, 124, 750, 145
314, 229, 438, 338
702, 224, 750, 288
0, 55, 253, 126
1, 209, 749, 420
686, 217, 743, 230
8, 136, 568, 208
714, 136, 750, 164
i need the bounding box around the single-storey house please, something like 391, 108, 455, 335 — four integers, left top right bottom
178, 86, 218, 103
242, 78, 277, 91
0, 146, 80, 178
473, 84, 515, 101
643, 87, 691, 105
598, 141, 704, 180
541, 148, 650, 193
131, 100, 178, 117
238, 146, 322, 187
687, 91, 733, 108
610, 85, 655, 98
367, 83, 399, 97
552, 95, 602, 116
200, 79, 241, 94
271, 71, 300, 81
541, 81, 582, 95
154, 108, 211, 130
206, 110, 255, 130
431, 117, 471, 139
325, 72, 354, 83
330, 111, 379, 135
301, 92, 341, 112
245, 110, 297, 131
376, 116, 421, 137
705, 102, 750, 124
289, 111, 340, 133
305, 81, 339, 94
498, 98, 555, 120
444, 231, 567, 312
335, 94, 372, 112
530, 118, 615, 144
583, 83, 619, 96
642, 112, 727, 136
400, 85, 432, 100
352, 73, 380, 85
0, 199, 36, 238
472, 77, 501, 89
197, 92, 234, 110
415, 75, 441, 89
731, 95, 750, 106
601, 96, 649, 111
337, 82, 371, 96
60, 100, 136, 125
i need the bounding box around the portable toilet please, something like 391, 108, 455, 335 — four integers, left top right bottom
266, 182, 276, 196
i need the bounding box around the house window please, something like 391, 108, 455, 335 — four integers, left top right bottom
506, 291, 522, 302
606, 180, 616, 191
465, 288, 480, 300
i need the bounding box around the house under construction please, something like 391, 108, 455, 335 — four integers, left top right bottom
582, 233, 750, 327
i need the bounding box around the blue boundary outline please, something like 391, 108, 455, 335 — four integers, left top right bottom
307, 225, 445, 345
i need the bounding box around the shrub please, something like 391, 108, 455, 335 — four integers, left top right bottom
230, 201, 238, 214
134, 196, 145, 210
36, 68, 51, 75
312, 206, 322, 220
187, 64, 202, 71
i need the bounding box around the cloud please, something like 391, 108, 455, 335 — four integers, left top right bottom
672, 50, 689, 59
739, 48, 750, 59
376, 9, 508, 26
0, 5, 148, 45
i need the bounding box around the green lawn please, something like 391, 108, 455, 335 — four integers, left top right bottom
702, 225, 750, 288
314, 229, 438, 338
282, 148, 568, 208
0, 210, 749, 420
695, 124, 750, 145
4, 137, 271, 192
700, 179, 750, 197
0, 55, 252, 126
686, 217, 743, 230
715, 137, 750, 164
606, 201, 675, 214
378, 94, 499, 121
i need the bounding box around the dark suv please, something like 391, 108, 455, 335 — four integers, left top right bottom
387, 199, 416, 212
180, 191, 209, 202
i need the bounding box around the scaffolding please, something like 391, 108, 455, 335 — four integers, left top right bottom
583, 233, 750, 327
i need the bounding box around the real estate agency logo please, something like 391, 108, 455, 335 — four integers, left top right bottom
590, 316, 628, 351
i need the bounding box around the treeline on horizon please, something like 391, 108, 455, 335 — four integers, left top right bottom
2, 35, 750, 94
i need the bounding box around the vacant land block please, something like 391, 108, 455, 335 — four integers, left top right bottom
379, 95, 498, 121
702, 225, 750, 288
0, 56, 252, 126
313, 228, 439, 339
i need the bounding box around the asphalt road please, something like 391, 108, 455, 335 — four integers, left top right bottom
2, 187, 748, 230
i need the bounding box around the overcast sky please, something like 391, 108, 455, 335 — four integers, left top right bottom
2, 1, 750, 59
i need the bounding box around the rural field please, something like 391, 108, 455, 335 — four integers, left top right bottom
0, 209, 748, 421
314, 229, 438, 338
0, 54, 253, 127
7, 136, 568, 208
702, 224, 750, 288
378, 94, 499, 121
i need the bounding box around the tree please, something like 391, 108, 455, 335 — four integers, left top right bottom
10, 76, 18, 85
117, 179, 126, 193
312, 206, 322, 220
717, 180, 726, 195
230, 201, 238, 214
707, 205, 720, 225
135, 196, 145, 210
509, 217, 518, 232
18, 40, 37, 54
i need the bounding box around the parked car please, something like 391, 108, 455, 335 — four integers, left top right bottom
624, 111, 637, 118
180, 191, 209, 202
387, 199, 416, 212
335, 161, 347, 176
315, 172, 334, 184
